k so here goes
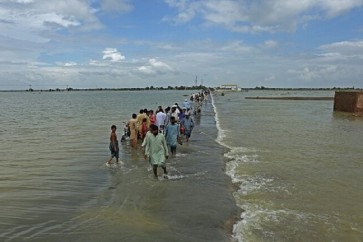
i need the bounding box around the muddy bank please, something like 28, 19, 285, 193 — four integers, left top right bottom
245, 96, 333, 100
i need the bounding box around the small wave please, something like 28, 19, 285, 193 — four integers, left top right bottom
225, 147, 258, 157
145, 165, 207, 181
225, 154, 259, 180
1, 220, 59, 241
232, 204, 295, 242
175, 153, 187, 157
230, 173, 296, 242
211, 95, 292, 242
155, 171, 207, 181
210, 93, 228, 148
236, 175, 275, 195
231, 202, 342, 242
160, 174, 186, 181
224, 147, 260, 184
105, 161, 134, 175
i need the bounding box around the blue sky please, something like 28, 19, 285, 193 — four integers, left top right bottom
1, 0, 363, 90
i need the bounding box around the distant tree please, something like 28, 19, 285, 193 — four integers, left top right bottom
176, 86, 186, 90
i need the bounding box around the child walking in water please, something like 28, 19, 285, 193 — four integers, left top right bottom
107, 125, 119, 165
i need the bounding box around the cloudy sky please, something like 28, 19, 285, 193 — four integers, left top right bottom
1, 0, 363, 90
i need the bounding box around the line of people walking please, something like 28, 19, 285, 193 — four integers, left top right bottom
107, 90, 210, 178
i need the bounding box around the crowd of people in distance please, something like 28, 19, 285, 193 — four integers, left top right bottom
107, 89, 210, 178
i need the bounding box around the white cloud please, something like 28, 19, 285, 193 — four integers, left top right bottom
89, 59, 101, 66
89, 59, 112, 67
315, 40, 363, 64
138, 58, 173, 75
264, 75, 276, 82
220, 41, 253, 52
319, 40, 363, 54
0, 1, 363, 90
320, 0, 363, 17
288, 67, 319, 80
262, 40, 278, 49
287, 64, 340, 82
0, 0, 134, 36
149, 58, 171, 69
12, 0, 34, 3
138, 66, 154, 75
164, 0, 363, 32
0, 0, 113, 43
33, 12, 80, 28
100, 0, 133, 13
64, 61, 77, 67
102, 48, 125, 62
163, 0, 198, 23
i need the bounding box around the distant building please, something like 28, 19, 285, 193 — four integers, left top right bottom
219, 84, 241, 91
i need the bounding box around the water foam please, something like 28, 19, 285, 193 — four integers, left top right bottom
211, 93, 281, 242
237, 175, 275, 195
210, 93, 228, 148
231, 202, 338, 242
211, 93, 249, 241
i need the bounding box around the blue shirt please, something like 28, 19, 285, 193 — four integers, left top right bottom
165, 123, 180, 146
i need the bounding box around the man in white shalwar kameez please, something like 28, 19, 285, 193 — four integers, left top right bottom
142, 124, 169, 178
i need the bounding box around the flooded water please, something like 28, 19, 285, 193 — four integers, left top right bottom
0, 90, 237, 242
212, 90, 363, 242
1, 89, 362, 242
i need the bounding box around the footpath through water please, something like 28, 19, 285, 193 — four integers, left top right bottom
47, 97, 241, 242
